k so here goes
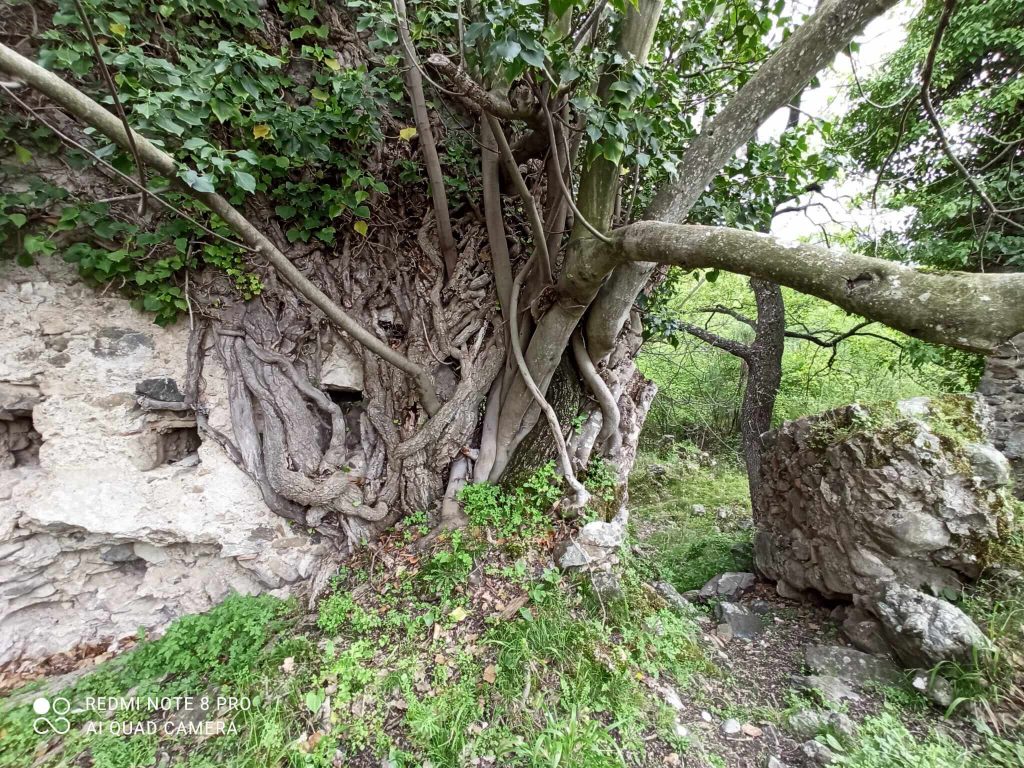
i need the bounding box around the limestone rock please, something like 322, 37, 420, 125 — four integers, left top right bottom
978, 332, 1024, 498
652, 581, 691, 615
801, 740, 836, 766
791, 674, 862, 705
803, 645, 902, 686
754, 396, 1010, 599
715, 602, 763, 639
840, 608, 892, 656
784, 709, 857, 742
0, 263, 328, 665
699, 571, 756, 600
871, 583, 991, 668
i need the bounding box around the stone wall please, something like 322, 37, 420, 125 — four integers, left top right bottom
0, 261, 333, 665
979, 332, 1024, 498
753, 395, 1012, 601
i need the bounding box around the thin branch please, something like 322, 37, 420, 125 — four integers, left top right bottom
72, 0, 148, 214
1, 84, 250, 251
539, 96, 612, 244
920, 0, 1024, 230
675, 321, 752, 360
510, 254, 589, 504
485, 113, 553, 284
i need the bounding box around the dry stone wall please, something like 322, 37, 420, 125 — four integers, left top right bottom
979, 332, 1024, 498
0, 261, 336, 665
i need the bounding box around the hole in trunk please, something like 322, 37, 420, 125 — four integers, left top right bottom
0, 409, 42, 468
325, 387, 363, 451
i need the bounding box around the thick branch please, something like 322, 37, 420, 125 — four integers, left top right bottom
0, 42, 441, 415
426, 54, 541, 126
614, 222, 1024, 353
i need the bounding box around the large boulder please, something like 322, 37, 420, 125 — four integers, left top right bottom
754, 396, 1013, 600
870, 582, 991, 668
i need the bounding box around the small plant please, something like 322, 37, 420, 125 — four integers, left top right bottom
582, 457, 618, 504
458, 461, 562, 539
513, 708, 623, 768
418, 530, 474, 600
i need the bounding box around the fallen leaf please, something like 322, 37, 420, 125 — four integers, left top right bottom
482, 665, 497, 684
741, 723, 762, 738
449, 606, 469, 622
399, 126, 418, 141
281, 656, 295, 674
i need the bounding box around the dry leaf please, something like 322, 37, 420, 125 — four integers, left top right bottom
482, 665, 497, 684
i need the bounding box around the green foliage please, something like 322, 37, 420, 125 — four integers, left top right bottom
2, 0, 404, 323
827, 710, 970, 767
459, 461, 562, 538
630, 451, 753, 592
512, 708, 623, 768
840, 0, 1024, 273
639, 272, 973, 450
418, 529, 475, 600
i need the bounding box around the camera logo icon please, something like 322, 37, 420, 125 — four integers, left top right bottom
32, 697, 71, 735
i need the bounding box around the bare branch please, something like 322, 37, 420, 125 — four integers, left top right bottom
426, 54, 542, 126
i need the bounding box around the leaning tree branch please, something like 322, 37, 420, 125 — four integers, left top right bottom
613, 222, 1024, 354
392, 0, 459, 276
0, 41, 441, 415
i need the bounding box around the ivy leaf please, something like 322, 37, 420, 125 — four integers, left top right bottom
353, 221, 368, 237
398, 126, 417, 141
13, 144, 32, 164
252, 124, 271, 139
179, 169, 216, 194
550, 0, 574, 18
7, 213, 27, 228
303, 689, 325, 714
492, 39, 522, 62
324, 57, 341, 72
448, 606, 469, 622
109, 21, 127, 37
232, 170, 257, 193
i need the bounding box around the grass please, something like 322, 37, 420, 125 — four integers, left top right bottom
0, 492, 711, 768
629, 449, 753, 592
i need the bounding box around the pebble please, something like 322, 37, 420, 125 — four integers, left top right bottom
700, 711, 713, 722
722, 718, 742, 735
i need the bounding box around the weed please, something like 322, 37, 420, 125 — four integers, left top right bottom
418, 529, 475, 600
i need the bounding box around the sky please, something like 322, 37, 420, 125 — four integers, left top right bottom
766, 1, 922, 244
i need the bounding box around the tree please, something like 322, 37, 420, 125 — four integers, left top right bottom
2, 0, 1023, 552
841, 0, 1024, 274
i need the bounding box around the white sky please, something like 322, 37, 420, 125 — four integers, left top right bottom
765, 1, 922, 244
